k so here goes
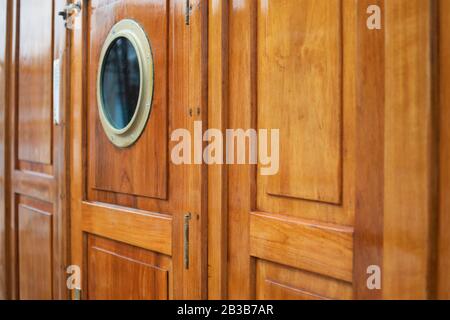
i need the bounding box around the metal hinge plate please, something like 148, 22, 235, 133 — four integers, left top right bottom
185, 0, 192, 25
184, 213, 192, 269
59, 1, 82, 30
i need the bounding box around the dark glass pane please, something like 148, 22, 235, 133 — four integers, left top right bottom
101, 37, 141, 130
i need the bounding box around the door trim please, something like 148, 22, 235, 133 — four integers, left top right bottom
438, 0, 450, 299
0, 0, 10, 300
207, 0, 228, 300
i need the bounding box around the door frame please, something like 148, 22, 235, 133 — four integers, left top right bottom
438, 0, 450, 299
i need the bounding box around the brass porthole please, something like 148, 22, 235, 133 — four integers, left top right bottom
97, 19, 154, 148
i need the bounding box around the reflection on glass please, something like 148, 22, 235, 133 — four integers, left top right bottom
101, 37, 141, 130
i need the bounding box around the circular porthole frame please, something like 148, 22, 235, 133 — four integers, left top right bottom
97, 19, 154, 148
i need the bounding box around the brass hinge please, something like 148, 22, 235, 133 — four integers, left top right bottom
185, 0, 192, 26
184, 213, 192, 269
58, 1, 82, 30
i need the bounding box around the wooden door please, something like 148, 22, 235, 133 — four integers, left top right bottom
226, 0, 356, 300
70, 0, 207, 300
6, 0, 69, 300
220, 0, 438, 300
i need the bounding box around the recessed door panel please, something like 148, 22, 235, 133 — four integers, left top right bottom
88, 0, 168, 200
17, 0, 53, 165
256, 0, 354, 226
18, 197, 53, 300
87, 235, 171, 300
256, 260, 352, 300
258, 0, 342, 205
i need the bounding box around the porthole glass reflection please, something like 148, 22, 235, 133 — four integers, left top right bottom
100, 37, 141, 130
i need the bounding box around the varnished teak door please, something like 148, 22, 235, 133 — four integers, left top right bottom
70, 0, 207, 300
6, 0, 69, 300
226, 0, 355, 300
2, 0, 439, 301
223, 0, 437, 300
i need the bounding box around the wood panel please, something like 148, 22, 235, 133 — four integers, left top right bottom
256, 0, 356, 227
88, 0, 168, 200
256, 260, 352, 300
81, 202, 172, 256
384, 0, 438, 299
12, 170, 55, 203
18, 197, 53, 300
17, 0, 53, 165
250, 212, 353, 282
258, 0, 342, 204
0, 0, 8, 300
81, 0, 198, 218
438, 0, 450, 300
87, 235, 171, 300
